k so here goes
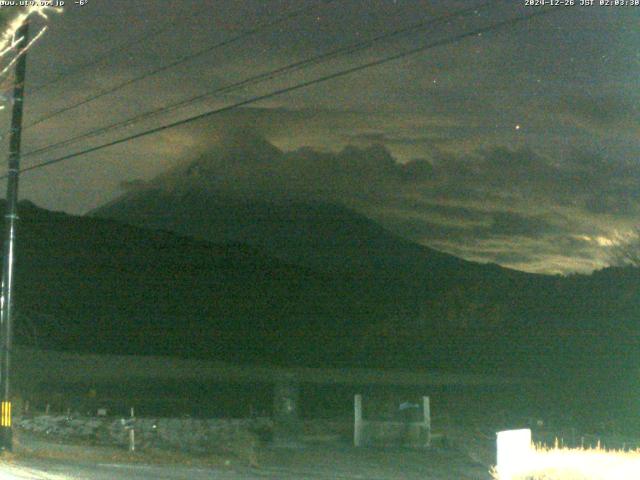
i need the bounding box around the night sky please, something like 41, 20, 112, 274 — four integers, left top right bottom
1, 0, 638, 274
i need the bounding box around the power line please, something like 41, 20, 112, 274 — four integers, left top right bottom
15, 6, 561, 177
22, 0, 497, 160
24, 0, 335, 130
6, 6, 565, 179
28, 15, 177, 94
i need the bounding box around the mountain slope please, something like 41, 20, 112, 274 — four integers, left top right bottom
92, 134, 537, 296
89, 136, 581, 368
88, 134, 640, 377
10, 201, 381, 365
1, 197, 637, 383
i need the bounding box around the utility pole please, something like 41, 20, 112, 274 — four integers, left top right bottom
0, 19, 30, 452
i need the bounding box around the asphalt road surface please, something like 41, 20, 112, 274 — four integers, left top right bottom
0, 445, 492, 480
0, 460, 282, 479
7, 430, 493, 479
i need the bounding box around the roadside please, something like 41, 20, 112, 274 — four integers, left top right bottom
4, 428, 494, 480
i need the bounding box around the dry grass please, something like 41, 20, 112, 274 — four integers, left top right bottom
14, 442, 246, 469
491, 443, 640, 480
11, 428, 256, 469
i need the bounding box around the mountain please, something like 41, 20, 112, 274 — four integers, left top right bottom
13, 129, 640, 424
8, 200, 387, 366
1, 200, 635, 430
0, 197, 637, 380
93, 134, 535, 297
7, 199, 558, 373
89, 133, 640, 373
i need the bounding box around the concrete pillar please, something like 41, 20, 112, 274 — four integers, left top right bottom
354, 394, 363, 447
272, 374, 300, 447
422, 396, 431, 447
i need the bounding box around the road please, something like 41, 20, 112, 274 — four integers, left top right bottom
0, 459, 284, 480
0, 444, 492, 480
7, 429, 493, 479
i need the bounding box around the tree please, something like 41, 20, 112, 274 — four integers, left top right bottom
609, 226, 640, 267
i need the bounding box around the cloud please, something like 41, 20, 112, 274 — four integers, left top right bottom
549, 94, 640, 136
137, 128, 639, 274
11, 1, 638, 276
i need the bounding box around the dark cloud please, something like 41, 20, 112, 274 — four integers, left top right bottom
481, 211, 559, 239
554, 94, 640, 131
132, 128, 634, 273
